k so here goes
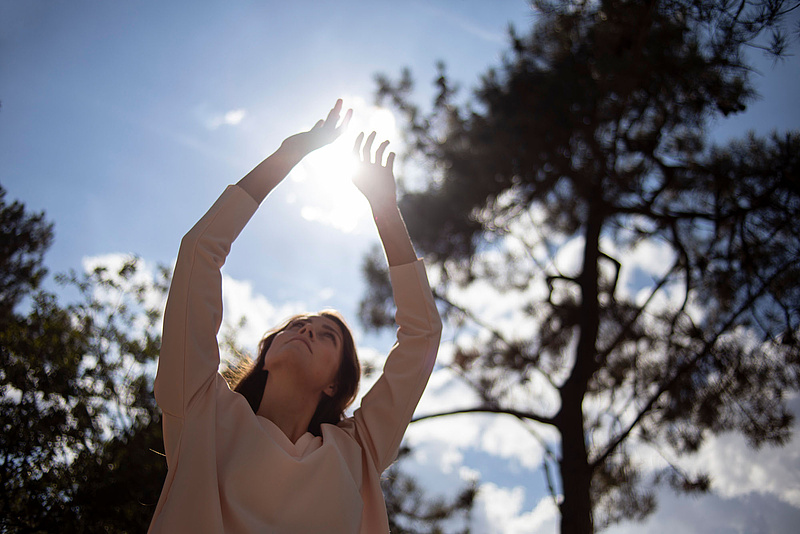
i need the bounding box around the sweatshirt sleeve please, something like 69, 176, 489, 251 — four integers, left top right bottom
154, 185, 258, 420
352, 259, 443, 473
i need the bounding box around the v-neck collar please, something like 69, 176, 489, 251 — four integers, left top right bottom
257, 416, 320, 458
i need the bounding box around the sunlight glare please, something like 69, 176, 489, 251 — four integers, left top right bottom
290, 96, 401, 233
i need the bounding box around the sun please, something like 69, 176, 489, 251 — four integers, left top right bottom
288, 96, 401, 233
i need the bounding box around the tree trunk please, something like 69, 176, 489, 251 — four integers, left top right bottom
558, 196, 604, 534
558, 395, 594, 534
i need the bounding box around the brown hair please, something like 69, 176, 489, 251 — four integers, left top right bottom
228, 310, 360, 437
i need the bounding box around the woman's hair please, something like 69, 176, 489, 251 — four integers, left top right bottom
228, 310, 360, 437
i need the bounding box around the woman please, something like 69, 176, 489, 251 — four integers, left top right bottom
148, 100, 442, 533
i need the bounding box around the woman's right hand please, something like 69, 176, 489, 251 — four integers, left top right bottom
279, 99, 352, 161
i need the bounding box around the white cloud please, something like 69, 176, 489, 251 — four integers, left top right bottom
553, 235, 585, 277
299, 205, 361, 234
480, 416, 550, 471
406, 364, 556, 495
415, 364, 483, 415
606, 485, 800, 534
472, 484, 559, 534
219, 273, 308, 355
619, 238, 675, 284
678, 418, 800, 507
600, 395, 800, 533
195, 104, 248, 130
222, 108, 246, 126
317, 287, 335, 301
406, 411, 484, 455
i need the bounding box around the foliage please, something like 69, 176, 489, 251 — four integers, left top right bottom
361, 1, 800, 532
0, 186, 53, 316
382, 446, 477, 534
0, 184, 170, 531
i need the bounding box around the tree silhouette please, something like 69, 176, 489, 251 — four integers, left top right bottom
359, 1, 800, 532
0, 184, 169, 531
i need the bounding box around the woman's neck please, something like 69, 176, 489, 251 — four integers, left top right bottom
256, 374, 318, 444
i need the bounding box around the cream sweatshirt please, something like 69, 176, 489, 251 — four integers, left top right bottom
148, 184, 442, 533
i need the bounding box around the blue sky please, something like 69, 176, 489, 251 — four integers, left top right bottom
2, 1, 800, 531
0, 0, 539, 315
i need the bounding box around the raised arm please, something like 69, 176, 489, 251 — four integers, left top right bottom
352, 131, 416, 266
350, 133, 442, 472
155, 101, 351, 423
238, 100, 351, 204
154, 185, 258, 422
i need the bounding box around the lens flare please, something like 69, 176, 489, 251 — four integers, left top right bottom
290, 96, 401, 233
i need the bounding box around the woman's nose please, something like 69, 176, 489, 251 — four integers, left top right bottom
300, 324, 314, 339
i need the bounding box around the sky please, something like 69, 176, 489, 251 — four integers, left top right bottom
2, 0, 800, 532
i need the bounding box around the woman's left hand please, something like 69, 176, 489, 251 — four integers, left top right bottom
352, 131, 398, 212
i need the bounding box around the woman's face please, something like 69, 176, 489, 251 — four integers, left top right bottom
262, 315, 344, 398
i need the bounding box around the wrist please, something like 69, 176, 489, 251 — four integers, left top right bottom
275, 141, 307, 167
369, 198, 400, 218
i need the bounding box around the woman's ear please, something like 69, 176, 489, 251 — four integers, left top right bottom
323, 382, 337, 397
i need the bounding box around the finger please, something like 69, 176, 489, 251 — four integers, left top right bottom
386, 152, 396, 171
375, 140, 390, 165
312, 119, 324, 130
338, 108, 353, 132
353, 132, 365, 157
363, 131, 377, 162
325, 99, 343, 127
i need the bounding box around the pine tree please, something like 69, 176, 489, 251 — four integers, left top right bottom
360, 2, 800, 531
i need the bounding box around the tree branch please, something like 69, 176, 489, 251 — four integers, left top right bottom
411, 405, 556, 427
432, 288, 559, 390
597, 257, 680, 365
515, 416, 562, 509
590, 261, 792, 469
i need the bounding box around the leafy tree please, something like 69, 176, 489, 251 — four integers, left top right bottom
0, 186, 52, 320
0, 183, 169, 531
360, 1, 800, 532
